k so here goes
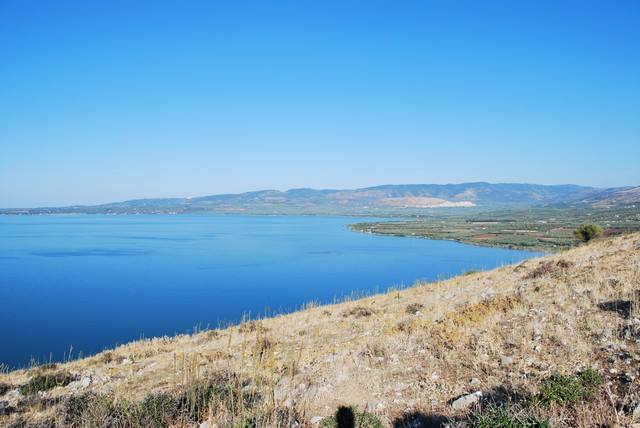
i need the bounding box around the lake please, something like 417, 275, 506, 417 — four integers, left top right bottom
0, 215, 541, 368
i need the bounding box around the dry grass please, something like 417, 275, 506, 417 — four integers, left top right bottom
1, 233, 639, 427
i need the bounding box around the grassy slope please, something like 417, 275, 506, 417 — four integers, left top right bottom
1, 233, 639, 427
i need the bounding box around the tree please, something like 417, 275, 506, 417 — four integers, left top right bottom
574, 224, 603, 243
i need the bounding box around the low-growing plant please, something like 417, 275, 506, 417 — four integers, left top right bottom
231, 407, 305, 428
536, 369, 603, 405
405, 303, 424, 314
537, 374, 583, 405
99, 351, 126, 364
470, 405, 549, 428
59, 374, 263, 427
179, 373, 259, 421
37, 362, 58, 371
342, 306, 376, 318
577, 368, 604, 393
320, 406, 383, 428
19, 371, 74, 395
526, 260, 572, 279
63, 393, 98, 426
140, 393, 180, 427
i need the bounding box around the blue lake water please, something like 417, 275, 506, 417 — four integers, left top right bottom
0, 215, 541, 368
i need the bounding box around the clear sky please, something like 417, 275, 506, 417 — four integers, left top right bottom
1, 1, 639, 207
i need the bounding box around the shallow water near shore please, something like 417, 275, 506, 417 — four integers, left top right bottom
0, 214, 541, 368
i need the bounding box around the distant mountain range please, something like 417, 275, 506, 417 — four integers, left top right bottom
2, 183, 639, 215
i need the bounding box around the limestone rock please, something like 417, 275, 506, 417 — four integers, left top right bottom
3, 389, 22, 407
451, 391, 482, 410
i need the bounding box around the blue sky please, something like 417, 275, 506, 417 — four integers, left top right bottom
1, 1, 639, 207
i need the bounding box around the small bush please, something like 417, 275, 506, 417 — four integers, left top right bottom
526, 260, 572, 279
361, 343, 386, 359
140, 393, 180, 427
573, 224, 603, 243
471, 405, 549, 428
19, 371, 74, 395
405, 303, 424, 314
180, 379, 228, 421
538, 375, 583, 405
320, 406, 383, 428
537, 369, 603, 405
232, 407, 306, 428
253, 336, 273, 360
38, 363, 58, 371
555, 259, 573, 269
0, 382, 10, 395
342, 306, 376, 318
238, 321, 260, 333
179, 373, 258, 421
100, 351, 126, 364
577, 368, 604, 393
63, 393, 98, 425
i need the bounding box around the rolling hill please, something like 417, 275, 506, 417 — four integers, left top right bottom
2, 183, 638, 215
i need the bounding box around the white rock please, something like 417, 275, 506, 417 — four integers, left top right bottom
80, 375, 92, 388
501, 356, 514, 366
4, 389, 22, 407
451, 391, 483, 410
67, 375, 92, 391
310, 416, 324, 425
199, 422, 211, 428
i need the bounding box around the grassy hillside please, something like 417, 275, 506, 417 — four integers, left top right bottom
1, 233, 639, 427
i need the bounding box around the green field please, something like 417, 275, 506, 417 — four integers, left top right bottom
350, 205, 640, 251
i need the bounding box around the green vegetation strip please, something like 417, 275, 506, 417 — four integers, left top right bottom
350, 206, 640, 251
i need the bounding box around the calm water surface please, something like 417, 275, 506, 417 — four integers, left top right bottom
0, 215, 541, 367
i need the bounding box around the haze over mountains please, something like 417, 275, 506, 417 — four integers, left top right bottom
2, 182, 639, 215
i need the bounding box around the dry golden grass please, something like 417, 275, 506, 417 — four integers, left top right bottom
1, 233, 639, 427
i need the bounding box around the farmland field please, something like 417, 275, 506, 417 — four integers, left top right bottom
350, 205, 640, 251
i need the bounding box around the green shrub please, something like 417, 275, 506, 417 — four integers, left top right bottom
140, 393, 180, 427
573, 224, 603, 243
63, 393, 97, 426
19, 371, 74, 394
538, 374, 582, 405
471, 405, 549, 428
537, 369, 603, 405
577, 368, 604, 392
